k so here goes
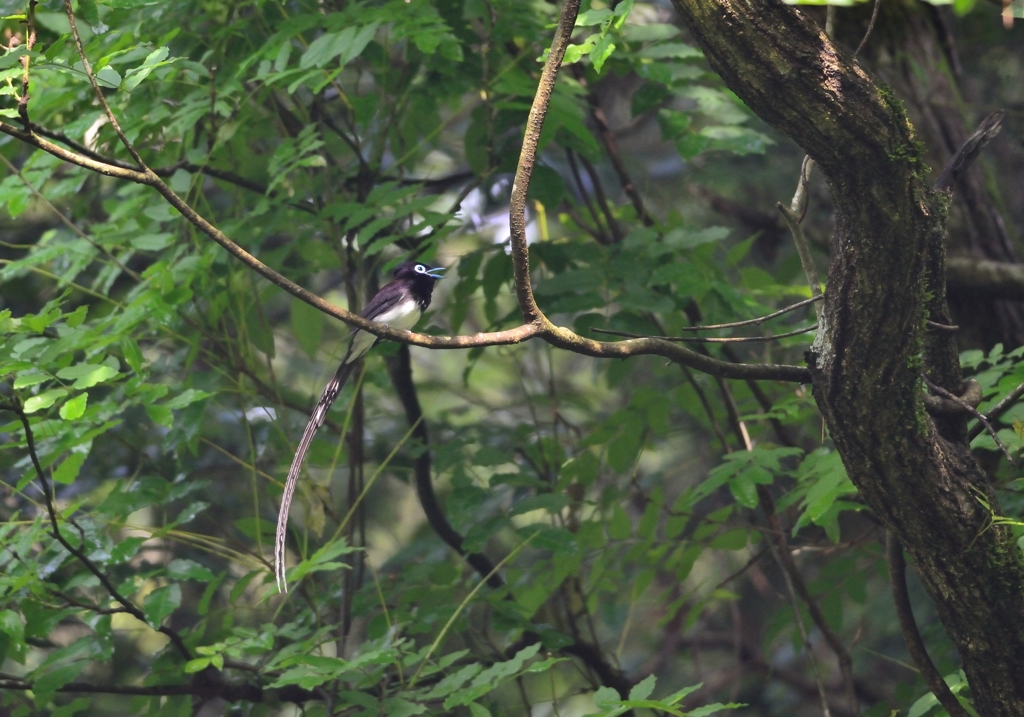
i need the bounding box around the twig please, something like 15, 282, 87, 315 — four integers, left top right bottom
925, 378, 1015, 464
762, 506, 834, 717
678, 296, 822, 331
926, 320, 959, 332
385, 345, 502, 587
570, 64, 651, 227
680, 365, 732, 453
565, 147, 610, 245
17, 0, 37, 127
778, 156, 823, 315
852, 0, 881, 58
591, 324, 817, 343
887, 533, 969, 717
969, 382, 1024, 440
578, 152, 622, 242
934, 111, 1004, 193
64, 0, 147, 169
759, 487, 859, 715
3, 400, 193, 661
713, 546, 770, 591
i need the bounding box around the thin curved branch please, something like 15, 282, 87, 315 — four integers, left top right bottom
676, 295, 822, 331
968, 382, 1024, 441
925, 378, 1014, 464
934, 111, 1004, 193
507, 0, 582, 321
758, 487, 859, 716
385, 345, 502, 587
2, 400, 193, 662
592, 324, 817, 343
886, 534, 969, 717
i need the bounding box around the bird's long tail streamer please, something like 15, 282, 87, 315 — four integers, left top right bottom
275, 358, 357, 593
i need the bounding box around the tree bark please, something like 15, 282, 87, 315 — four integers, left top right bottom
669, 0, 1024, 713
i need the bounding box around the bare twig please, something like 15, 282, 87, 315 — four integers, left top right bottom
852, 0, 881, 58
759, 487, 859, 715
680, 365, 732, 453
675, 295, 823, 331
762, 506, 834, 717
887, 533, 969, 717
926, 320, 959, 332
925, 378, 1014, 463
592, 324, 817, 343
934, 111, 1004, 193
566, 147, 610, 244
385, 345, 502, 587
969, 382, 1024, 440
570, 64, 651, 227
778, 156, 823, 315
64, 1, 147, 169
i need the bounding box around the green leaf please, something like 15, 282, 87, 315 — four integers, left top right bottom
0, 609, 28, 664
710, 529, 749, 551
145, 403, 173, 428
143, 584, 181, 626
287, 538, 359, 584
55, 363, 118, 389
167, 559, 214, 582
120, 337, 144, 374
59, 393, 88, 420
184, 657, 211, 673
468, 704, 492, 717
629, 674, 656, 701
291, 298, 324, 359
53, 451, 87, 484
908, 692, 939, 717
123, 47, 176, 92
131, 233, 174, 251
96, 66, 122, 89
164, 388, 210, 410
24, 388, 67, 413
300, 22, 379, 69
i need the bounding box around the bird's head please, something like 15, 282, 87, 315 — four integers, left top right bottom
393, 261, 445, 281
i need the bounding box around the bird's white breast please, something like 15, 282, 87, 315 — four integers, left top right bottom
346, 303, 422, 363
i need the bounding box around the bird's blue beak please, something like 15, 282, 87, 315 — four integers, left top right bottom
426, 267, 446, 279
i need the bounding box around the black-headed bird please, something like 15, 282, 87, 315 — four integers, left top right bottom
275, 260, 444, 591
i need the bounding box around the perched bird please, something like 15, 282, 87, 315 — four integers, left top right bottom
275, 260, 445, 591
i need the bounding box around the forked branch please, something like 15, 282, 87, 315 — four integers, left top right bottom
0, 1, 809, 385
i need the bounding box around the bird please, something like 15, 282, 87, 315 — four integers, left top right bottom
275, 260, 445, 591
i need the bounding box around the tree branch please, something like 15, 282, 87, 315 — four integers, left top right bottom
886, 534, 969, 717
759, 487, 859, 716
2, 400, 193, 662
968, 382, 1024, 441
384, 345, 502, 587
934, 111, 1004, 193
507, 0, 582, 321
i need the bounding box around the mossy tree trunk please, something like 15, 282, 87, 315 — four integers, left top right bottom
670, 0, 1024, 713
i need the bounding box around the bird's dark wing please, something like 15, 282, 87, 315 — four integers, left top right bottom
359, 279, 407, 320
274, 357, 357, 592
